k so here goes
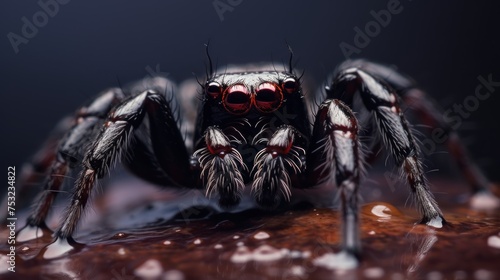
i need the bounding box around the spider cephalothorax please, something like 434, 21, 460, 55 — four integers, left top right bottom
14, 52, 498, 263
193, 70, 311, 208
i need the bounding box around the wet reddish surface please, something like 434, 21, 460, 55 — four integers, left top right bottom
1, 177, 499, 280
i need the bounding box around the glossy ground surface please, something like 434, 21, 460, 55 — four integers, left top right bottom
1, 177, 499, 280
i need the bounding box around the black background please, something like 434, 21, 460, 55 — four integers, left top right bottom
1, 1, 499, 186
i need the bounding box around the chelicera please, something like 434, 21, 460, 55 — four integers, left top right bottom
16, 48, 498, 262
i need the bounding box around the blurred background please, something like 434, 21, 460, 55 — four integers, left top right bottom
1, 0, 499, 191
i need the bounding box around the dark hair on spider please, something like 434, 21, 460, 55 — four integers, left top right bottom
285, 42, 305, 81
205, 41, 214, 79
286, 42, 294, 74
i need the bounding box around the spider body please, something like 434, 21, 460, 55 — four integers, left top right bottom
15, 54, 498, 262
194, 70, 311, 207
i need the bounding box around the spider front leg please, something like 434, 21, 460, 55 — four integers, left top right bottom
194, 126, 247, 208
306, 99, 362, 258
251, 125, 306, 208
54, 89, 191, 240
330, 67, 445, 227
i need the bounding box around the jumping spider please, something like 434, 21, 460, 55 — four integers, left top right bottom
16, 49, 498, 262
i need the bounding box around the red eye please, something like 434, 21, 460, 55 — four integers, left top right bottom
282, 77, 298, 94
206, 82, 222, 98
223, 84, 251, 115
255, 82, 283, 113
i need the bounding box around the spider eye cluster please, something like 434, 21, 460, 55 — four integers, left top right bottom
205, 77, 299, 115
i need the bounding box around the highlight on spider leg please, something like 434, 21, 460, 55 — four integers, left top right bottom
194, 126, 247, 208
331, 68, 447, 227
308, 99, 362, 257
15, 161, 66, 243
41, 236, 84, 260
16, 224, 50, 243
307, 99, 360, 185
251, 125, 305, 208
401, 156, 445, 228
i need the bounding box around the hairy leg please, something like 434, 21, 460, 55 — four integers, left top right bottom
329, 67, 445, 227
306, 99, 362, 257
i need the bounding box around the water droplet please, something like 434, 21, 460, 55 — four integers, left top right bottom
289, 265, 306, 277
487, 235, 500, 249
254, 231, 270, 240
43, 238, 76, 259
134, 259, 163, 279
230, 245, 309, 264
230, 246, 252, 263
364, 202, 402, 222
252, 245, 286, 262
163, 269, 184, 280
193, 239, 201, 245
233, 235, 240, 239
21, 246, 29, 251
474, 269, 494, 280
0, 255, 11, 273
114, 232, 127, 238
289, 250, 303, 258
163, 240, 172, 245
426, 271, 443, 280
454, 270, 467, 280
313, 251, 358, 270
364, 267, 384, 278
117, 248, 127, 255
371, 205, 392, 218
214, 244, 223, 249
368, 230, 376, 235
470, 192, 500, 210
